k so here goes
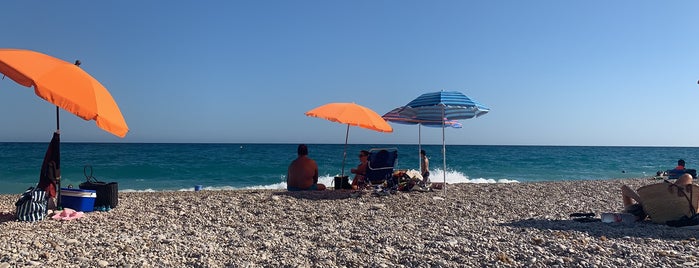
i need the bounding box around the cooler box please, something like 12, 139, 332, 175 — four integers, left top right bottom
61, 188, 96, 212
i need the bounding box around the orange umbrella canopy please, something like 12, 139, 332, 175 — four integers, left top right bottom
305, 102, 392, 177
0, 48, 128, 138
305, 102, 393, 133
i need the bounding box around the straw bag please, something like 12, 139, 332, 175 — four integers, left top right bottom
15, 187, 48, 222
637, 182, 699, 224
78, 165, 118, 209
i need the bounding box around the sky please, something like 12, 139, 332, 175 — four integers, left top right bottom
0, 1, 698, 146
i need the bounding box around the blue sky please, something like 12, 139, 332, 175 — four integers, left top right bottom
0, 1, 698, 146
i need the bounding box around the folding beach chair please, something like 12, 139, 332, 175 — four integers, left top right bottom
365, 148, 398, 194
666, 169, 698, 180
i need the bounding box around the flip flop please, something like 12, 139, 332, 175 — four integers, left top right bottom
570, 212, 600, 222
569, 212, 595, 218
573, 217, 601, 223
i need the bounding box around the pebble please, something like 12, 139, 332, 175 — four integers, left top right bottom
0, 178, 694, 267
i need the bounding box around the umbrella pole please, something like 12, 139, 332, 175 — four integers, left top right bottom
55, 105, 62, 209
341, 124, 349, 177
418, 124, 422, 172
442, 107, 447, 194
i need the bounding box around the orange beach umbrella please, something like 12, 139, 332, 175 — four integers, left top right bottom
305, 102, 392, 177
0, 48, 128, 205
0, 48, 129, 137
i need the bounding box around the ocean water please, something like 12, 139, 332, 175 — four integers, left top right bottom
1, 143, 698, 194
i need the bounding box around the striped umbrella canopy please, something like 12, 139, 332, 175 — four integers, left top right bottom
382, 106, 463, 127
403, 90, 490, 193
404, 91, 489, 121
383, 106, 461, 170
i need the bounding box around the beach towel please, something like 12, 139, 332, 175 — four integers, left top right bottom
15, 187, 48, 222
37, 132, 60, 199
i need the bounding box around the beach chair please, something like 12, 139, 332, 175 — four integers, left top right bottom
666, 169, 697, 180
365, 148, 398, 193
637, 182, 699, 224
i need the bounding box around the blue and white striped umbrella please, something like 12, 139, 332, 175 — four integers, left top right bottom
402, 90, 490, 193
404, 91, 490, 121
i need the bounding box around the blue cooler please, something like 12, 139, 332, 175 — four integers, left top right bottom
61, 188, 97, 212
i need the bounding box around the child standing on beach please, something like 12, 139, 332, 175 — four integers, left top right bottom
420, 150, 430, 185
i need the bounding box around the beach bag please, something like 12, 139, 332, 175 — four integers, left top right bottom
79, 165, 118, 208
15, 187, 48, 222
333, 176, 352, 190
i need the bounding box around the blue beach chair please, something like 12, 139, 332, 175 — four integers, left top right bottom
365, 148, 398, 194
666, 169, 697, 180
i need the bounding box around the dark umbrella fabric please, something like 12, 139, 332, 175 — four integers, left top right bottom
382, 106, 462, 170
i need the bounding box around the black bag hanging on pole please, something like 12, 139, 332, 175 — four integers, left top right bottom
78, 165, 118, 209
15, 187, 48, 222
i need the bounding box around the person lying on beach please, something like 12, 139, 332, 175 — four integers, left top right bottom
620, 173, 694, 221
351, 150, 369, 188
287, 144, 326, 191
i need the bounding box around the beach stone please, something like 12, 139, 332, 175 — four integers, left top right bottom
0, 178, 694, 267
370, 204, 385, 210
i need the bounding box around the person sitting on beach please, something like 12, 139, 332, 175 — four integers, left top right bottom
665, 159, 697, 179
620, 173, 694, 221
675, 159, 686, 170
287, 144, 326, 191
351, 150, 369, 188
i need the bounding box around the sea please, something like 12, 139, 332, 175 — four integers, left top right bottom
1, 143, 698, 195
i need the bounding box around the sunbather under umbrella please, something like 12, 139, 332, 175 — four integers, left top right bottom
305, 102, 393, 179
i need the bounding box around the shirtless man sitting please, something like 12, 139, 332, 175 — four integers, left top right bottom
287, 144, 326, 191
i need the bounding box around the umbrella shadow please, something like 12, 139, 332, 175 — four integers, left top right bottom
273, 190, 358, 200
501, 218, 699, 241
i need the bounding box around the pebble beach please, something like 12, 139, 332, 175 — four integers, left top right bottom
1, 177, 698, 267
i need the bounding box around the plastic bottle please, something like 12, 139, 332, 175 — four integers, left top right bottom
601, 212, 636, 223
